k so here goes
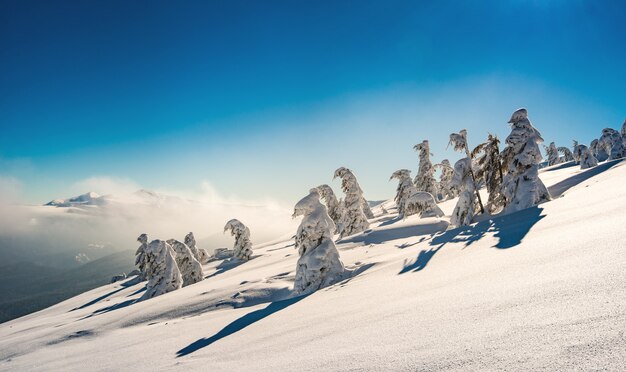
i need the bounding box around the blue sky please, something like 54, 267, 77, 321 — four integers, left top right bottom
1, 0, 625, 205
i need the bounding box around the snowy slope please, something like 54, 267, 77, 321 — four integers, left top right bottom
1, 160, 625, 371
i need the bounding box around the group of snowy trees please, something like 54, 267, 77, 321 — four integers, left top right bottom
387, 108, 551, 228
547, 121, 625, 170
132, 219, 255, 300
134, 231, 212, 300
126, 109, 625, 299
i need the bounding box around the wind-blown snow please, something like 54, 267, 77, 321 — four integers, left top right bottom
1, 160, 625, 370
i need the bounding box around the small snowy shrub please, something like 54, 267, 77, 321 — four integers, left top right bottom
184, 232, 210, 264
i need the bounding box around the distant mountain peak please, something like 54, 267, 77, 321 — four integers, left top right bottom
45, 191, 106, 207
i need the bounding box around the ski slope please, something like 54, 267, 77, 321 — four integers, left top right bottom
1, 159, 625, 371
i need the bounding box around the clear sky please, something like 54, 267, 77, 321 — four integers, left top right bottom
1, 0, 625, 206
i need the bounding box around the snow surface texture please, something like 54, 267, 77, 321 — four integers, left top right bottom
140, 240, 183, 301
224, 219, 253, 261
334, 167, 370, 237
292, 189, 344, 294
500, 108, 550, 213
2, 160, 626, 371
166, 239, 204, 287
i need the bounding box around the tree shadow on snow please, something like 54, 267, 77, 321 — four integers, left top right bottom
206, 256, 257, 279
548, 159, 624, 198
79, 299, 137, 321
399, 207, 545, 275
338, 220, 448, 245
70, 276, 144, 312
399, 246, 442, 274
176, 294, 309, 357
431, 207, 545, 251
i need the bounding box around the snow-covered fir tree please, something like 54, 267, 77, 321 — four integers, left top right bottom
449, 158, 477, 227
449, 129, 485, 213
404, 191, 444, 218
361, 199, 374, 219
292, 189, 344, 294
134, 233, 149, 280
500, 108, 550, 214
558, 146, 575, 162
316, 184, 344, 233
334, 167, 370, 237
390, 169, 414, 217
622, 119, 626, 147
140, 240, 182, 301
434, 159, 456, 201
390, 169, 442, 219
545, 142, 561, 166
184, 232, 210, 264
590, 139, 609, 162
599, 128, 625, 160
576, 144, 598, 170
413, 140, 438, 196
166, 239, 204, 287
472, 134, 505, 213
224, 219, 253, 261
572, 140, 581, 163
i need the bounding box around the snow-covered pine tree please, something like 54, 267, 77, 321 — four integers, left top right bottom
361, 199, 374, 219
557, 146, 575, 162
449, 158, 477, 227
139, 240, 182, 301
166, 239, 204, 287
545, 142, 561, 166
572, 140, 581, 163
500, 108, 551, 214
404, 191, 444, 218
390, 169, 414, 217
390, 169, 443, 219
590, 139, 609, 162
622, 119, 626, 147
134, 233, 149, 280
599, 128, 625, 160
576, 144, 598, 170
413, 140, 438, 196
292, 189, 344, 294
434, 159, 456, 201
224, 219, 253, 261
334, 167, 370, 237
184, 232, 210, 264
449, 129, 485, 213
316, 184, 344, 233
472, 134, 505, 213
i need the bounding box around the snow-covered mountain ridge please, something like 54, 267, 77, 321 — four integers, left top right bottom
1, 159, 625, 370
